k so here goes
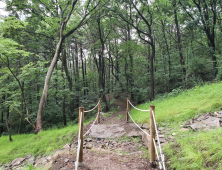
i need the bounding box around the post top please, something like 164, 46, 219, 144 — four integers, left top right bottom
79, 107, 84, 109
150, 105, 155, 107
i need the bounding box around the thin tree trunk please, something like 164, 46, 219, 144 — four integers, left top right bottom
0, 108, 3, 137
173, 0, 186, 84
75, 40, 80, 108
150, 44, 155, 101
6, 106, 12, 142
161, 20, 171, 92
61, 60, 67, 126
80, 43, 86, 96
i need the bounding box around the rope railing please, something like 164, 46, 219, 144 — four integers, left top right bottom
127, 111, 150, 136
74, 99, 102, 169
152, 110, 166, 170
74, 99, 166, 169
126, 99, 166, 169
83, 112, 100, 137
84, 101, 100, 113
153, 138, 162, 169
75, 111, 83, 170
128, 100, 150, 112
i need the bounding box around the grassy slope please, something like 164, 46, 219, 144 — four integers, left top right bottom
130, 81, 222, 170
0, 123, 82, 164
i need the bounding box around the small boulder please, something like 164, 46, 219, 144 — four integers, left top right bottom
85, 144, 93, 149
25, 156, 35, 165
85, 138, 92, 142
62, 144, 70, 150
11, 158, 25, 167
202, 116, 221, 127
158, 127, 165, 131
190, 122, 208, 130
142, 129, 151, 150
158, 138, 166, 143
127, 131, 142, 137
142, 123, 149, 129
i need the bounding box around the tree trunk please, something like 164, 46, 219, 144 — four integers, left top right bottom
161, 20, 171, 92
75, 40, 80, 108
173, 0, 186, 84
36, 38, 63, 133
0, 109, 3, 137
62, 46, 75, 120
80, 43, 86, 96
6, 106, 13, 142
97, 16, 109, 111
127, 23, 134, 100
61, 53, 67, 126
150, 44, 155, 101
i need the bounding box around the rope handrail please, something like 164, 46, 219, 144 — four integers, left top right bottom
153, 138, 163, 169
75, 111, 83, 170
128, 112, 150, 136
83, 112, 99, 137
128, 100, 150, 112
152, 110, 166, 170
84, 101, 100, 113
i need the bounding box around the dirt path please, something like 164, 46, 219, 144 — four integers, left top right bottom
50, 97, 159, 170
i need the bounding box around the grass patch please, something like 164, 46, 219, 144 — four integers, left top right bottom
0, 119, 92, 164
130, 82, 222, 125
130, 81, 222, 169
165, 128, 222, 170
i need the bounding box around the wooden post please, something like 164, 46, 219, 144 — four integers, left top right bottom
126, 98, 129, 122
97, 98, 101, 123
78, 107, 84, 164
150, 105, 156, 167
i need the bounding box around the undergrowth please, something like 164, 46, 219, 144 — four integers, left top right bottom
130, 81, 222, 125
0, 119, 91, 164
130, 81, 222, 169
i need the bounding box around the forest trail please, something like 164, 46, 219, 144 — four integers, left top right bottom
49, 96, 159, 170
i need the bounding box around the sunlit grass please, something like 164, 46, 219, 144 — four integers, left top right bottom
130, 82, 222, 125
130, 81, 222, 169
0, 123, 81, 164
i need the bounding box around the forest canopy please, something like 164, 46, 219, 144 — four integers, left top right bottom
0, 0, 222, 137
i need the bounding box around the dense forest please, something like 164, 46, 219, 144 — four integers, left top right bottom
0, 0, 222, 138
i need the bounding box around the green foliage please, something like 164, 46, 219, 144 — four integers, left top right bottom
130, 81, 222, 169
118, 115, 123, 120
165, 128, 222, 170
0, 124, 79, 164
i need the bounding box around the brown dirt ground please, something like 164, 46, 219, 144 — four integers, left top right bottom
50, 95, 159, 170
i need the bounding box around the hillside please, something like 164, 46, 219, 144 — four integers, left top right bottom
130, 81, 222, 169
0, 81, 222, 169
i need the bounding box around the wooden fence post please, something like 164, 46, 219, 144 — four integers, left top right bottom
150, 105, 156, 167
97, 98, 101, 123
126, 98, 129, 122
78, 107, 84, 164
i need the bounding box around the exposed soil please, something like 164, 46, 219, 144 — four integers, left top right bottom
50, 94, 159, 170
50, 149, 154, 170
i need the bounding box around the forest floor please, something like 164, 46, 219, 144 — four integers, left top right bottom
49, 96, 158, 170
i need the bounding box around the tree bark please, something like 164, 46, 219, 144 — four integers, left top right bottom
36, 38, 63, 133
161, 20, 171, 92
61, 52, 67, 126
62, 46, 75, 120
0, 108, 3, 137
173, 0, 186, 84
35, 0, 98, 133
